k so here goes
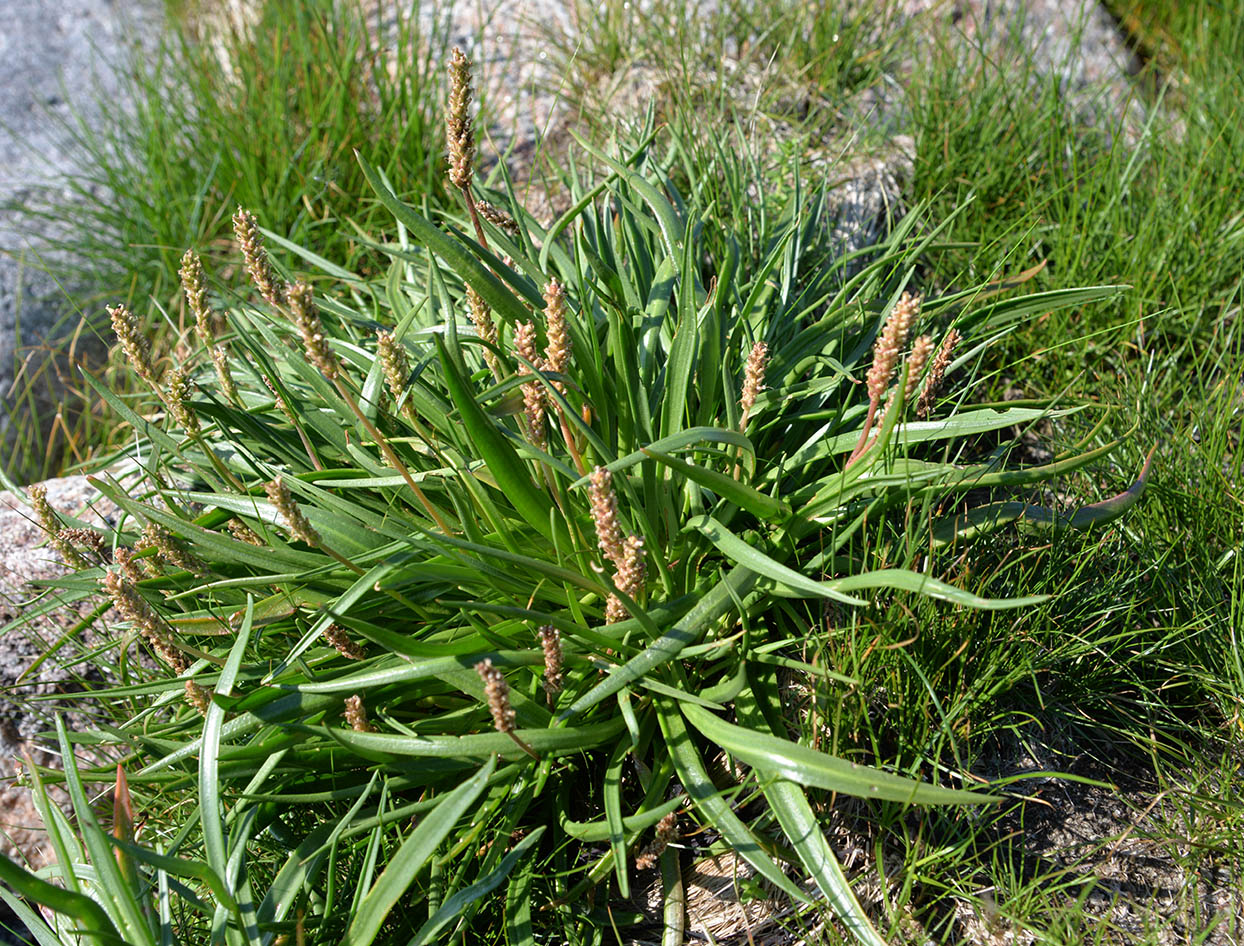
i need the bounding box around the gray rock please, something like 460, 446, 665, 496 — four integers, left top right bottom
0, 0, 161, 481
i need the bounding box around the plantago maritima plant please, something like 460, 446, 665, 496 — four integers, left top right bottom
0, 110, 1153, 946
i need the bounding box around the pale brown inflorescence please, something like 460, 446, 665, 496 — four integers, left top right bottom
27, 484, 88, 569
606, 534, 646, 625
165, 365, 201, 436
538, 625, 564, 696
232, 207, 286, 307
475, 659, 516, 733
916, 328, 961, 420
866, 292, 921, 407
184, 680, 212, 716
740, 340, 769, 417
287, 282, 339, 380
108, 303, 159, 389
344, 694, 374, 732
227, 518, 264, 546
477, 200, 519, 236
376, 331, 411, 413
515, 321, 548, 450
543, 280, 571, 390
102, 570, 188, 673
467, 287, 501, 379
57, 528, 110, 566
324, 624, 367, 661
635, 811, 680, 870
266, 477, 321, 546
589, 466, 625, 568
446, 47, 475, 190
141, 522, 207, 576
113, 547, 145, 585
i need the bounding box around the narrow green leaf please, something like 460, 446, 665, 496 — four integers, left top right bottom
347, 756, 497, 945
407, 827, 545, 946
681, 704, 997, 805
643, 448, 789, 521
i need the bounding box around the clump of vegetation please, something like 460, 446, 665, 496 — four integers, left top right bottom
0, 44, 1154, 945
4, 0, 452, 483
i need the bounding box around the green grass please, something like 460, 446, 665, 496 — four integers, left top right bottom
3, 0, 453, 483
3, 0, 1243, 942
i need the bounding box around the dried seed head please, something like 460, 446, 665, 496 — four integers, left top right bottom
114, 547, 145, 585
606, 534, 646, 625
446, 47, 475, 190
514, 321, 543, 372
180, 250, 222, 346
226, 518, 264, 546
344, 694, 374, 732
467, 287, 501, 378
543, 280, 571, 381
266, 477, 321, 546
287, 282, 339, 379
477, 200, 519, 236
916, 328, 961, 420
165, 365, 201, 435
324, 624, 366, 661
376, 331, 411, 410
866, 292, 921, 407
57, 528, 110, 565
102, 570, 187, 673
904, 335, 935, 401
589, 466, 625, 568
185, 680, 212, 715
232, 208, 286, 307
522, 377, 548, 451
210, 345, 239, 403
635, 811, 680, 869
141, 522, 207, 576
475, 659, 516, 733
108, 304, 158, 387
27, 485, 89, 568
538, 625, 564, 696
740, 340, 769, 417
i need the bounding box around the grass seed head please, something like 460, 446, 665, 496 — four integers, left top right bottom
266, 477, 321, 546
165, 365, 201, 436
607, 534, 647, 624
27, 485, 89, 569
180, 249, 222, 346
287, 282, 339, 379
142, 522, 207, 576
102, 570, 187, 673
184, 680, 211, 716
376, 331, 411, 408
446, 47, 475, 190
590, 466, 625, 568
867, 292, 921, 406
210, 345, 239, 403
543, 280, 571, 381
916, 328, 961, 420
57, 528, 110, 566
113, 547, 145, 584
539, 625, 564, 695
226, 518, 264, 546
324, 624, 366, 661
635, 811, 679, 869
108, 303, 158, 388
475, 659, 516, 733
232, 207, 286, 307
344, 694, 374, 732
478, 200, 519, 236
741, 340, 769, 416
467, 286, 500, 377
